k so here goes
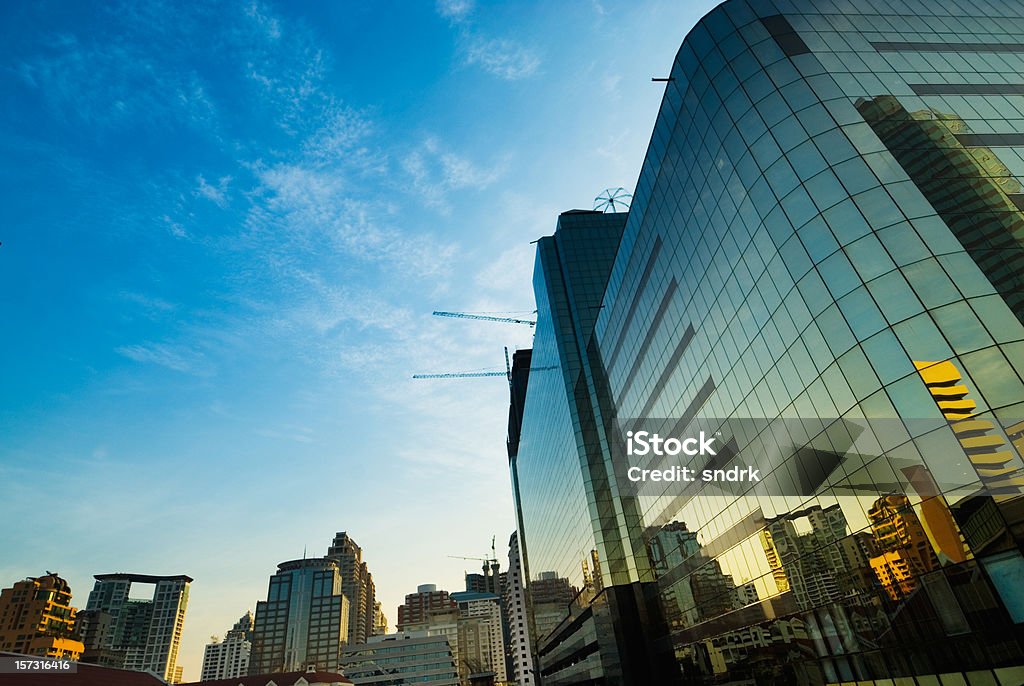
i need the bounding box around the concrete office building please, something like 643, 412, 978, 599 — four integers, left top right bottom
200, 611, 254, 681
340, 631, 459, 686
512, 1, 1024, 684
0, 572, 84, 659
249, 559, 349, 675
79, 573, 190, 682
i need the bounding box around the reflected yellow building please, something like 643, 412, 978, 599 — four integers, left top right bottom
915, 360, 1024, 499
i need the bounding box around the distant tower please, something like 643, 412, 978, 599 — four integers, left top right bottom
326, 531, 377, 645
80, 573, 191, 682
249, 559, 349, 674
593, 187, 632, 213
201, 611, 254, 681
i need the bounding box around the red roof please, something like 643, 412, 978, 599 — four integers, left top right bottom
0, 654, 166, 686
180, 670, 352, 686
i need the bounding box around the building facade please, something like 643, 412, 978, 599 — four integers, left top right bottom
396, 584, 457, 631
504, 533, 536, 686
249, 559, 349, 675
451, 592, 507, 685
326, 532, 377, 646
79, 573, 190, 682
514, 1, 1024, 684
200, 611, 254, 681
0, 572, 84, 659
340, 631, 459, 686
371, 602, 388, 637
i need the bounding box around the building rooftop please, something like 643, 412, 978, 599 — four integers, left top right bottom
180, 669, 352, 686
93, 573, 194, 583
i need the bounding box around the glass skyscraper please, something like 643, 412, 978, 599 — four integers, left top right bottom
249, 558, 350, 674
512, 1, 1024, 684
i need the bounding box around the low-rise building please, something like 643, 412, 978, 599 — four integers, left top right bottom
340, 631, 459, 686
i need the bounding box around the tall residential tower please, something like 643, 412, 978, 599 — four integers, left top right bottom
79, 573, 191, 682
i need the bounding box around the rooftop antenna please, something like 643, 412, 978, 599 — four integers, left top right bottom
594, 187, 632, 213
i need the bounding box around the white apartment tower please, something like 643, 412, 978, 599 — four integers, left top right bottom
505, 533, 536, 686
200, 611, 254, 681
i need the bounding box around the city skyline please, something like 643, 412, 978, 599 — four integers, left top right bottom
0, 0, 719, 680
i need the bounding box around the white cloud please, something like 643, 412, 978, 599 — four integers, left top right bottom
115, 342, 210, 375
119, 291, 177, 314
475, 245, 536, 293
16, 35, 217, 130
437, 0, 475, 22
162, 214, 188, 239
195, 174, 232, 207
432, 0, 540, 80
245, 0, 281, 41
402, 138, 505, 213
464, 37, 541, 80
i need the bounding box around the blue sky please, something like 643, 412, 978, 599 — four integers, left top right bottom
0, 0, 716, 678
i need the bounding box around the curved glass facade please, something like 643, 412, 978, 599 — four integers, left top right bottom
515, 1, 1024, 684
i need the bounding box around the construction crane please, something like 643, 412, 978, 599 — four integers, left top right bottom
413, 348, 513, 389
433, 311, 536, 327
449, 536, 502, 594
412, 371, 505, 379
448, 536, 499, 567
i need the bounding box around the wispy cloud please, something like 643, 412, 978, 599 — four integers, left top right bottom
162, 214, 188, 239
434, 1, 541, 80
402, 137, 505, 214
437, 0, 475, 22
119, 291, 178, 314
244, 0, 281, 41
15, 33, 216, 130
195, 174, 232, 207
464, 37, 541, 80
115, 342, 210, 375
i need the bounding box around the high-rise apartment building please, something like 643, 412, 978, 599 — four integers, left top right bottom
200, 611, 254, 681
0, 572, 84, 659
451, 592, 507, 685
79, 573, 190, 682
396, 584, 457, 631
504, 533, 536, 686
512, 1, 1024, 684
249, 558, 349, 675
326, 532, 377, 646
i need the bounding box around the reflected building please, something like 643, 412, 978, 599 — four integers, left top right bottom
511, 1, 1024, 684
867, 494, 938, 600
